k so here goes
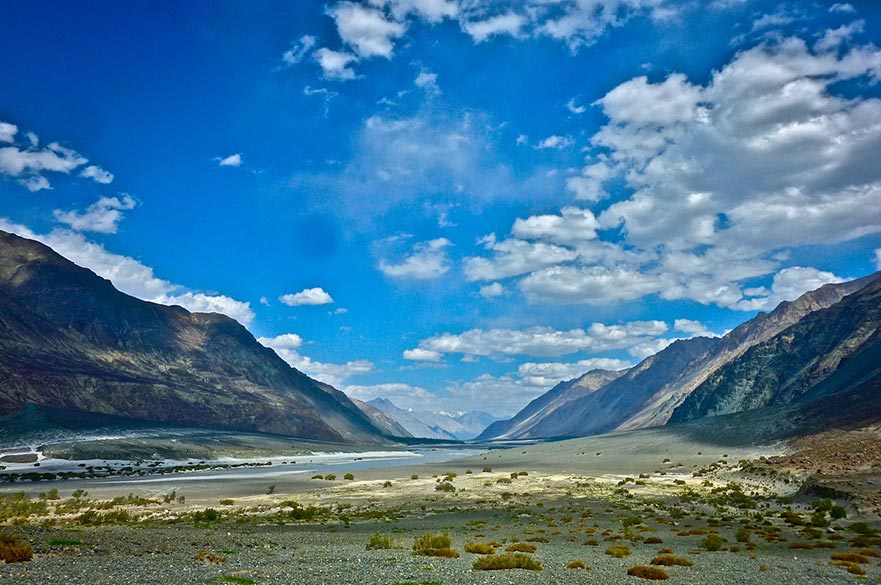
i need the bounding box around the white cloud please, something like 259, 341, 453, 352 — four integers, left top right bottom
463, 35, 881, 310
53, 194, 136, 234
217, 153, 242, 167
535, 134, 574, 150
461, 11, 526, 43
329, 2, 406, 59
537, 0, 667, 51
314, 48, 358, 80
875, 248, 881, 271
407, 320, 669, 360
829, 3, 856, 14
380, 0, 459, 23
279, 287, 335, 306
281, 34, 317, 66
0, 141, 87, 191
478, 282, 505, 298
815, 20, 864, 53
0, 219, 254, 325
258, 334, 373, 387
0, 122, 17, 143
751, 8, 797, 32
735, 266, 844, 311
79, 164, 114, 184
517, 357, 631, 387
378, 237, 452, 279
414, 68, 439, 93
345, 382, 433, 404
403, 348, 443, 362
464, 234, 577, 282
566, 97, 586, 114
512, 207, 599, 245
673, 318, 716, 338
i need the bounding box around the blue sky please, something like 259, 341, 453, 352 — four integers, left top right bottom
2, 0, 881, 417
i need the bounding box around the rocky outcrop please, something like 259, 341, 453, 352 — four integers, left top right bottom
0, 230, 387, 443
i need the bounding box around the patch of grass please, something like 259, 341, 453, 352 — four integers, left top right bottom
627, 566, 669, 580
567, 560, 588, 569
525, 536, 549, 543
650, 555, 693, 567
473, 553, 542, 571
0, 532, 33, 563
367, 533, 394, 550
788, 542, 814, 550
49, 538, 84, 546
413, 532, 459, 558
464, 542, 495, 554
582, 539, 599, 546
605, 544, 632, 558
644, 537, 663, 544
505, 542, 536, 553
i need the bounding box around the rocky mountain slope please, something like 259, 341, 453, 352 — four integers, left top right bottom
479, 337, 717, 440
617, 274, 880, 431
350, 398, 413, 438
0, 230, 387, 443
477, 369, 623, 441
670, 274, 881, 423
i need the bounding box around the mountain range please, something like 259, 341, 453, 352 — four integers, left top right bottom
479, 272, 881, 441
366, 398, 497, 440
0, 230, 387, 444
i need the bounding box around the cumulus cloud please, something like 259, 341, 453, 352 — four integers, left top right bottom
566, 97, 586, 114
478, 282, 505, 298
0, 122, 16, 143
259, 333, 373, 387
512, 207, 599, 245
875, 249, 881, 271
378, 237, 452, 279
79, 165, 114, 184
535, 134, 574, 150
829, 3, 856, 14
0, 219, 255, 325
464, 234, 576, 282
329, 2, 406, 59
402, 348, 443, 362
735, 266, 844, 311
216, 153, 242, 167
53, 195, 136, 234
461, 11, 526, 43
405, 320, 669, 360
465, 34, 881, 311
314, 48, 358, 80
673, 318, 716, 338
279, 287, 335, 306
517, 357, 631, 387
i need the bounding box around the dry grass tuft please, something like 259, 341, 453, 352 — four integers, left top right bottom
650, 555, 693, 567
627, 565, 669, 580
605, 544, 632, 558
473, 553, 542, 571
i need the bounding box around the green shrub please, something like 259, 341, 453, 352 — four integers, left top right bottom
219, 499, 235, 506
567, 560, 588, 569
413, 532, 458, 558
473, 553, 542, 571
627, 565, 669, 580
344, 473, 355, 481
482, 467, 492, 473
830, 506, 847, 520
311, 474, 323, 479
367, 533, 394, 550
435, 481, 456, 493
698, 534, 726, 551
0, 532, 32, 563
192, 508, 221, 523
324, 474, 336, 481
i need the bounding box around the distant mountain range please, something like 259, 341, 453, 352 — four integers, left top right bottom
366, 398, 497, 440
479, 272, 881, 441
0, 230, 387, 444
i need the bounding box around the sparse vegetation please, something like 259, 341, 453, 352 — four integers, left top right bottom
627, 565, 670, 580
567, 560, 588, 569
0, 532, 33, 563
606, 545, 632, 558
650, 555, 693, 567
505, 542, 536, 553
473, 553, 542, 571
366, 533, 394, 550
464, 542, 495, 554
698, 534, 726, 551
413, 532, 459, 558
344, 473, 355, 480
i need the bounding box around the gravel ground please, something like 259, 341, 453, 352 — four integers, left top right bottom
1, 507, 872, 584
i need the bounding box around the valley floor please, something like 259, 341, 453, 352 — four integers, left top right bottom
2, 428, 881, 584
